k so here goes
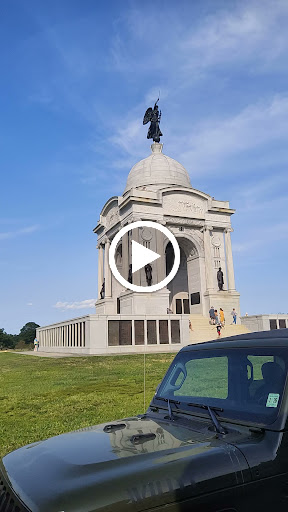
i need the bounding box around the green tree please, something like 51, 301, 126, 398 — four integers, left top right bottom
0, 328, 17, 349
0, 328, 7, 349
19, 322, 40, 345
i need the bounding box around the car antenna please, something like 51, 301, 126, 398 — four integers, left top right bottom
143, 345, 146, 413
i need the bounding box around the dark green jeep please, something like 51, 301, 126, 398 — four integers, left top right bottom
1, 329, 288, 512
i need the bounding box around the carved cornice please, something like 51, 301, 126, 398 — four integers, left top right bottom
165, 216, 204, 227
93, 223, 104, 234
201, 225, 213, 232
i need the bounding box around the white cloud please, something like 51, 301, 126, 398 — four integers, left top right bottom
111, 118, 144, 156
53, 299, 96, 310
26, 302, 33, 306
0, 225, 40, 240
177, 94, 288, 175
108, 93, 288, 183
111, 1, 288, 82
234, 221, 288, 254
181, 1, 288, 69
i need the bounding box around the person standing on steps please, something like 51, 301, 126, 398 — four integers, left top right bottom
219, 308, 225, 327
209, 306, 216, 325
216, 323, 222, 337
231, 308, 237, 324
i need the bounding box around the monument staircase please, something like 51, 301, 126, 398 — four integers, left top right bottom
189, 314, 250, 344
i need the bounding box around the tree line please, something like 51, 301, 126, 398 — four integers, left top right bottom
0, 322, 40, 350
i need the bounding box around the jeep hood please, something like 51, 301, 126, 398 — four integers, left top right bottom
2, 416, 248, 512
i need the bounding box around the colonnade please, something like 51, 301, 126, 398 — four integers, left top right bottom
38, 321, 86, 348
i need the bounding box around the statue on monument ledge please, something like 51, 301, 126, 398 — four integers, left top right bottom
145, 263, 153, 286
143, 99, 163, 143
217, 267, 224, 291
128, 264, 133, 284
100, 279, 105, 299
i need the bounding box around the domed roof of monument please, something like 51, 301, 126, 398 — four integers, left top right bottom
123, 143, 192, 194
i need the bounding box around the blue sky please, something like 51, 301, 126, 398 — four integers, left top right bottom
1, 0, 288, 334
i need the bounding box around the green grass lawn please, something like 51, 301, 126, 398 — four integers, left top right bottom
0, 352, 174, 457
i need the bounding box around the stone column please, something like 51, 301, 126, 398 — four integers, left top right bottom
225, 228, 236, 291
156, 230, 165, 283
203, 226, 214, 291
131, 227, 140, 285
82, 322, 85, 347
122, 232, 129, 284
97, 244, 104, 298
104, 238, 112, 297
78, 323, 81, 347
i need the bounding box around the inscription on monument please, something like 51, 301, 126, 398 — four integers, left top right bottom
165, 216, 204, 227
163, 195, 205, 217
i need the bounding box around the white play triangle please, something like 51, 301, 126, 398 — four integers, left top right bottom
131, 240, 161, 274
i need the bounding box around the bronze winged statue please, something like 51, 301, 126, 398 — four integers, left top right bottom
143, 99, 163, 143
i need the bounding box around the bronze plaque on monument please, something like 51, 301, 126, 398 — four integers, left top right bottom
171, 320, 180, 343
108, 321, 119, 346
119, 320, 132, 345
159, 320, 169, 344
147, 320, 157, 344
135, 320, 144, 345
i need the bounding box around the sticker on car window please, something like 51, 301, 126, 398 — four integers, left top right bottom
266, 393, 280, 408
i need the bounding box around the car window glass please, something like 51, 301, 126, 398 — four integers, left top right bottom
155, 346, 288, 425
174, 357, 228, 399
248, 355, 274, 380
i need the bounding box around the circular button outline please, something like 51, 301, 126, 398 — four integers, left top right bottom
109, 221, 180, 293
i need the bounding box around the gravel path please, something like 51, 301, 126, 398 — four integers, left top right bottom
13, 350, 86, 358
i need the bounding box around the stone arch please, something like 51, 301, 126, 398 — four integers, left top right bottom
165, 234, 203, 315
163, 231, 203, 259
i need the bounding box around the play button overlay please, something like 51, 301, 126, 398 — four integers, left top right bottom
109, 220, 180, 293
131, 240, 160, 273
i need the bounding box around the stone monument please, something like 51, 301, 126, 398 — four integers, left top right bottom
36, 103, 242, 354
94, 104, 240, 318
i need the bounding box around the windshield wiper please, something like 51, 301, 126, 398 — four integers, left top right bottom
154, 397, 180, 419
153, 397, 226, 434
187, 402, 226, 435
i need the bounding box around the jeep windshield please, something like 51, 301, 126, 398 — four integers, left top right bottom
153, 346, 288, 425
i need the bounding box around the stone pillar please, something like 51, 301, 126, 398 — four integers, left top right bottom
131, 227, 140, 285
82, 322, 85, 347
156, 230, 165, 283
203, 226, 214, 291
104, 238, 112, 297
97, 244, 104, 298
122, 232, 129, 284
78, 322, 81, 347
225, 228, 236, 291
